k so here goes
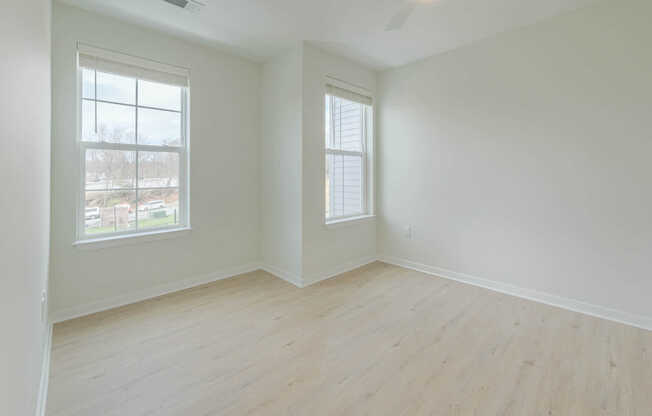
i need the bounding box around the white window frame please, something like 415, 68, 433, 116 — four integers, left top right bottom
75, 48, 190, 244
323, 79, 374, 225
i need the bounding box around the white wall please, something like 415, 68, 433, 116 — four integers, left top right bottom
301, 44, 377, 283
51, 3, 261, 317
259, 43, 377, 285
261, 47, 303, 281
378, 0, 652, 320
0, 1, 51, 414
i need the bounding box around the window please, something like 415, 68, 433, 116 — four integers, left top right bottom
77, 44, 189, 240
325, 84, 373, 222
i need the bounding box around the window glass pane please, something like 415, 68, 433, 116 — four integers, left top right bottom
326, 95, 363, 152
138, 188, 179, 230
326, 153, 363, 219
138, 80, 181, 111
97, 71, 136, 105
82, 68, 95, 99
138, 152, 179, 188
82, 99, 97, 142
97, 102, 136, 144
85, 191, 136, 235
138, 108, 181, 146
85, 149, 136, 190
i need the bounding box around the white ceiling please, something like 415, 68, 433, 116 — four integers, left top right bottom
57, 0, 600, 69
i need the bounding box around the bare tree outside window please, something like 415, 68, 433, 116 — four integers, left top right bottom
79, 65, 188, 238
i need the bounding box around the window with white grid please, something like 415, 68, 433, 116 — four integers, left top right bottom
325, 85, 373, 222
77, 45, 189, 239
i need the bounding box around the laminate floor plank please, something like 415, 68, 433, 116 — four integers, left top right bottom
46, 262, 652, 415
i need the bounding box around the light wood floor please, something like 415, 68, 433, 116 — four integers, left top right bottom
47, 262, 652, 416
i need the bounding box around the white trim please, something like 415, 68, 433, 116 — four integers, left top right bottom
78, 43, 190, 76
76, 60, 190, 242
324, 75, 373, 99
365, 105, 375, 216
49, 257, 384, 323
35, 324, 53, 416
261, 256, 378, 288
303, 255, 378, 286
379, 255, 652, 332
50, 262, 260, 323
73, 226, 191, 250
82, 141, 183, 153
323, 91, 374, 224
326, 148, 364, 158
78, 42, 189, 87
325, 83, 372, 106
325, 214, 376, 228
260, 264, 304, 288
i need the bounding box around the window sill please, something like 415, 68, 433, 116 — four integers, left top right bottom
73, 227, 191, 250
325, 214, 376, 229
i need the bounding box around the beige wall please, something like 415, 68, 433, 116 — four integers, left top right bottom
51, 3, 261, 318
0, 1, 52, 414
378, 0, 652, 320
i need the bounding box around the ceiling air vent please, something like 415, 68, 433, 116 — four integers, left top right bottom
162, 0, 205, 13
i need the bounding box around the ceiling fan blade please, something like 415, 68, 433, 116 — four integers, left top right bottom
385, 3, 416, 31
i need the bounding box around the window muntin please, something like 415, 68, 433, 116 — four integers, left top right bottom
325, 93, 372, 221
79, 65, 188, 239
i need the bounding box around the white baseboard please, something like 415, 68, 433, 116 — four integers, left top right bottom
261, 255, 379, 288
49, 254, 651, 332
379, 255, 652, 331
50, 262, 261, 323
303, 255, 378, 286
35, 324, 53, 416
260, 263, 303, 288
49, 256, 377, 324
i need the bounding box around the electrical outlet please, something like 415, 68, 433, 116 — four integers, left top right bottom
41, 290, 47, 323
404, 224, 412, 239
